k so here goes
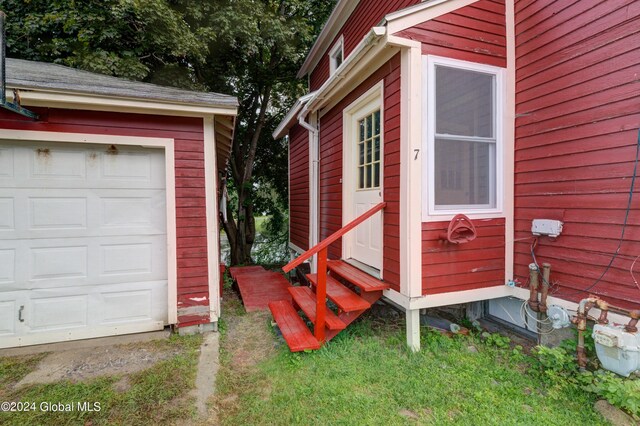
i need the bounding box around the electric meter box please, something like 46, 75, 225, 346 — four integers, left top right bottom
593, 324, 640, 377
531, 219, 563, 237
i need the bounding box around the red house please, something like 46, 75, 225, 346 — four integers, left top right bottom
274, 0, 640, 350
0, 59, 237, 348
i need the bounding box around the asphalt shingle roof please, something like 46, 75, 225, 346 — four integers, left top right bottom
6, 58, 238, 108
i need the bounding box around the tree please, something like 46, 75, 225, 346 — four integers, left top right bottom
1, 0, 209, 88
197, 0, 334, 265
1, 0, 335, 266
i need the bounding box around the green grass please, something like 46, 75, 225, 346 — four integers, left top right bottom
216, 316, 607, 426
0, 334, 203, 426
254, 216, 269, 234
0, 353, 47, 393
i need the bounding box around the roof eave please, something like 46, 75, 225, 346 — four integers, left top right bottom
7, 86, 238, 118
297, 0, 361, 79
272, 92, 316, 139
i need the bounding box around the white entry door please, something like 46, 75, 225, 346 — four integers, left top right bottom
0, 140, 168, 348
348, 105, 383, 272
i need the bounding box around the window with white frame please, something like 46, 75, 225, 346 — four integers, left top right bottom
329, 36, 344, 75
424, 56, 504, 215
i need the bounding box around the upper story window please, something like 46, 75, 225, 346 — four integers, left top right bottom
329, 36, 344, 75
424, 55, 505, 217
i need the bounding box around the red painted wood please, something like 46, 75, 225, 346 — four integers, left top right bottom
314, 54, 401, 291
422, 218, 505, 294
307, 274, 371, 312
229, 265, 265, 279
289, 286, 346, 331
236, 270, 292, 312
315, 248, 328, 341
396, 0, 506, 68
283, 203, 386, 272
268, 300, 322, 352
309, 0, 421, 90
289, 124, 310, 250
327, 260, 390, 292
514, 0, 640, 308
0, 107, 212, 326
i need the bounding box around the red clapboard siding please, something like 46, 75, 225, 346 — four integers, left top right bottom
288, 124, 310, 250
0, 107, 211, 325
309, 0, 421, 91
514, 0, 640, 308
422, 218, 505, 294
396, 0, 506, 68
397, 0, 507, 296
316, 54, 402, 292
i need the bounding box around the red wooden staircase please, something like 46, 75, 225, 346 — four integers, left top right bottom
269, 203, 389, 352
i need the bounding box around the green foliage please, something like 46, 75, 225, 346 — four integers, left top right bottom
530, 338, 640, 418
584, 370, 640, 416
1, 0, 208, 86
217, 314, 604, 425
482, 332, 511, 349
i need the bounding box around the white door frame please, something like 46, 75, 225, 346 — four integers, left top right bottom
341, 81, 384, 275
0, 129, 178, 329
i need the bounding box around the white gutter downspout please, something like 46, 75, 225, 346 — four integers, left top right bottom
297, 114, 320, 272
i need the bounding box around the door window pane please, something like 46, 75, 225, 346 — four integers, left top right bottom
356, 109, 382, 190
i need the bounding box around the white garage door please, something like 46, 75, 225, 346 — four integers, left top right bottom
0, 141, 168, 348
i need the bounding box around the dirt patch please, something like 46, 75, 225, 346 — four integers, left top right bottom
16, 341, 181, 387
222, 291, 277, 371
213, 289, 278, 421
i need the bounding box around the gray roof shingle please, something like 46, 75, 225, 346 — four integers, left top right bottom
6, 58, 238, 108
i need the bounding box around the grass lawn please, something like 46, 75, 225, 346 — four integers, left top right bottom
0, 334, 203, 426
215, 291, 608, 425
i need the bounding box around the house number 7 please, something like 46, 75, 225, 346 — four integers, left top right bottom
414, 149, 419, 160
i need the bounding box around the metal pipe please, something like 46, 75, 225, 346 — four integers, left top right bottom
574, 296, 598, 370
528, 263, 540, 312
539, 263, 551, 314
626, 310, 640, 333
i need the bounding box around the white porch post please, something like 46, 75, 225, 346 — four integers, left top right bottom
406, 309, 421, 351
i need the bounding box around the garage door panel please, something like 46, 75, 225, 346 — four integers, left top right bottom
30, 148, 87, 180
2, 143, 165, 190
29, 295, 88, 332
95, 280, 167, 325
99, 194, 165, 231
0, 146, 15, 178
29, 197, 88, 230
101, 243, 153, 276
100, 290, 154, 324
0, 248, 15, 284
31, 245, 88, 281
0, 197, 14, 230
0, 141, 169, 347
0, 300, 17, 336
101, 151, 152, 182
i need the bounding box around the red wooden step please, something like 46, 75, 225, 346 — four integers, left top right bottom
306, 274, 371, 312
229, 265, 265, 280
268, 300, 321, 352
327, 260, 390, 292
288, 286, 347, 331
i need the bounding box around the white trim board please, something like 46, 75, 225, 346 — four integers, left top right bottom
421, 55, 506, 222
384, 285, 512, 310
0, 129, 179, 325
7, 90, 237, 119
386, 0, 479, 34
504, 0, 516, 285
204, 116, 220, 323
341, 81, 385, 276
297, 0, 361, 78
